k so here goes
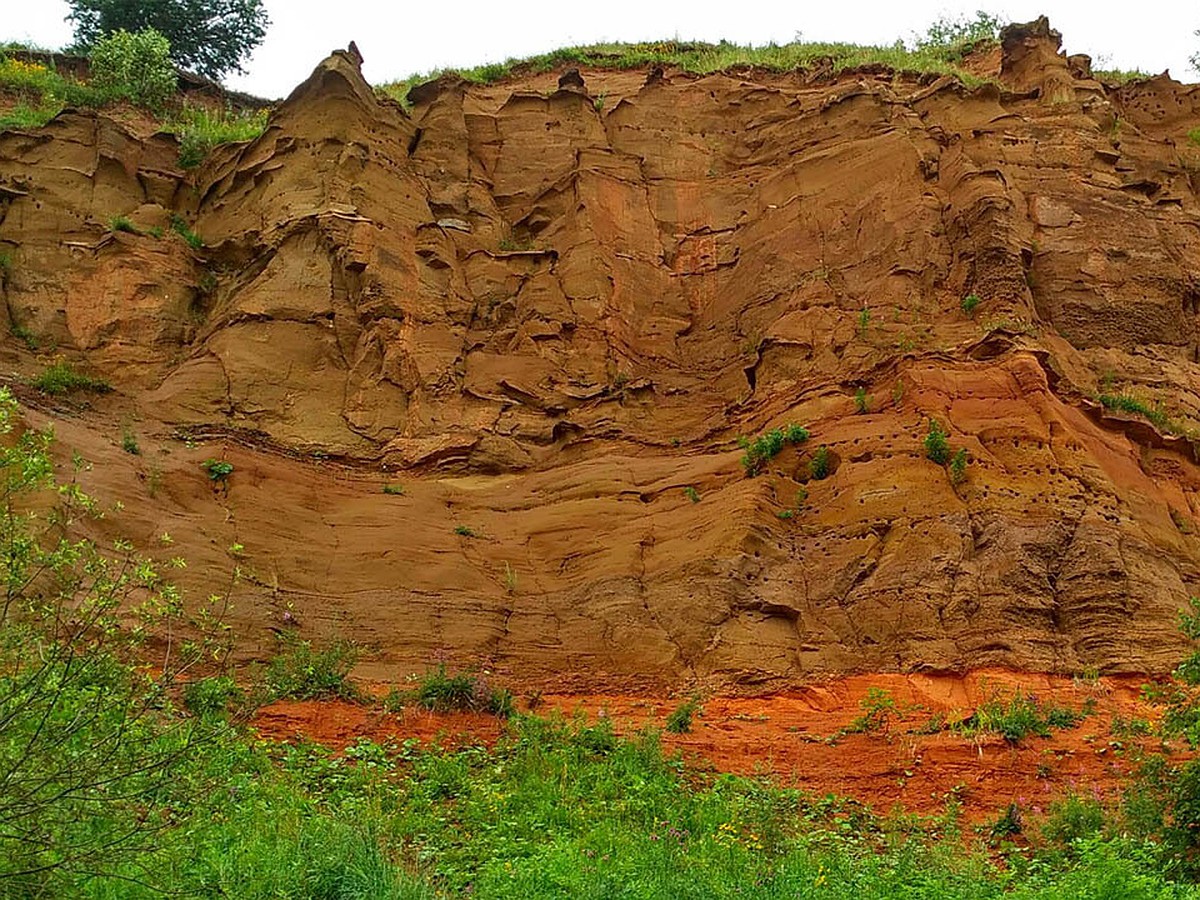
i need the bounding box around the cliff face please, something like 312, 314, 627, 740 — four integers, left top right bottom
3, 20, 1200, 688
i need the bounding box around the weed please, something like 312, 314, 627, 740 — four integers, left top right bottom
1098, 392, 1175, 433
382, 483, 404, 495
856, 306, 871, 334
990, 802, 1023, 839
845, 687, 898, 733
893, 379, 905, 406
9, 321, 37, 351
1190, 127, 1200, 147
30, 361, 112, 396
739, 423, 809, 476
593, 91, 607, 111
777, 509, 794, 520
408, 664, 514, 716
170, 214, 204, 250
961, 293, 980, 317
167, 104, 268, 169
684, 485, 701, 503
121, 428, 140, 455
108, 214, 137, 234
924, 418, 951, 465
146, 225, 164, 238
183, 675, 244, 719
503, 561, 517, 594
263, 636, 359, 701
666, 695, 702, 733
956, 693, 1084, 744
202, 459, 234, 483
949, 448, 968, 484
808, 445, 832, 480
454, 525, 477, 538
854, 387, 870, 414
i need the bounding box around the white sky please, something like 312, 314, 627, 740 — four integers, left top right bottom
8, 1, 1199, 99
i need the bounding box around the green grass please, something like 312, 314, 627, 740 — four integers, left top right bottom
924, 418, 951, 465
954, 693, 1085, 744
170, 213, 204, 249
262, 636, 360, 701
0, 52, 115, 132
1189, 127, 1200, 147
166, 103, 268, 168
1098, 392, 1177, 433
808, 445, 833, 480
382, 483, 405, 495
29, 360, 112, 396
395, 664, 515, 716
1094, 68, 1151, 84
380, 35, 996, 105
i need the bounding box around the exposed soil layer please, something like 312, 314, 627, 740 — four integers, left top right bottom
3, 19, 1200, 689
253, 670, 1173, 823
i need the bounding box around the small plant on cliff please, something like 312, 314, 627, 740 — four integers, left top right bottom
171, 213, 204, 249
201, 458, 234, 482
454, 525, 478, 538
739, 424, 809, 476
808, 445, 833, 480
845, 687, 898, 734
924, 418, 951, 465
30, 360, 112, 395
856, 306, 871, 335
665, 695, 702, 734
954, 693, 1083, 744
382, 483, 404, 495
108, 214, 138, 234
1097, 392, 1174, 432
949, 447, 969, 484
961, 292, 981, 317
854, 387, 871, 414
170, 103, 268, 169
683, 485, 700, 503
121, 427, 140, 455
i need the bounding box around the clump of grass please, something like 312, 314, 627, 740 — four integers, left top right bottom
108, 215, 137, 234
382, 483, 404, 495
1189, 127, 1200, 147
961, 293, 981, 317
170, 214, 204, 250
739, 423, 809, 476
1095, 68, 1151, 84
808, 445, 832, 480
166, 104, 268, 169
955, 693, 1084, 744
1098, 392, 1175, 432
30, 361, 111, 396
454, 525, 477, 538
853, 387, 870, 414
856, 306, 871, 334
402, 664, 514, 717
683, 485, 700, 503
924, 418, 951, 464
263, 636, 360, 702
665, 695, 702, 734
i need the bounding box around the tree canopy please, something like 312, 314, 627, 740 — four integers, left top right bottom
67, 0, 269, 81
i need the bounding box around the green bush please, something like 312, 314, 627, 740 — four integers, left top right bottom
950, 447, 968, 484
170, 213, 204, 249
202, 458, 234, 482
89, 28, 176, 109
854, 386, 871, 414
183, 675, 244, 718
955, 693, 1083, 744
924, 418, 950, 465
683, 485, 700, 503
961, 293, 981, 316
1098, 392, 1174, 432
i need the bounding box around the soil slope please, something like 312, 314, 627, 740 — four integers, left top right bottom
3, 18, 1200, 690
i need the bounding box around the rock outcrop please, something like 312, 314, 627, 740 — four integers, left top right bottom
3, 21, 1200, 688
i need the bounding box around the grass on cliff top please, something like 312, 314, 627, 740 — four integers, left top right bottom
381, 35, 995, 105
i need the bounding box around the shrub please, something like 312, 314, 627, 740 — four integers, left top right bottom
382, 483, 404, 495
665, 695, 702, 734
108, 214, 137, 233
683, 485, 700, 503
30, 360, 112, 395
956, 693, 1083, 744
89, 28, 176, 109
121, 428, 140, 455
1097, 392, 1174, 432
183, 675, 244, 718
845, 687, 897, 733
961, 293, 981, 316
854, 387, 870, 414
809, 445, 832, 480
924, 418, 950, 464
263, 636, 359, 701
454, 525, 477, 537
739, 424, 809, 476
1042, 793, 1106, 848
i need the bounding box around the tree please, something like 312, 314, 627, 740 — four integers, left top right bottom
0, 386, 234, 887
66, 0, 269, 81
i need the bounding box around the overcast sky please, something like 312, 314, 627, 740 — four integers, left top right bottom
9, 1, 1199, 99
